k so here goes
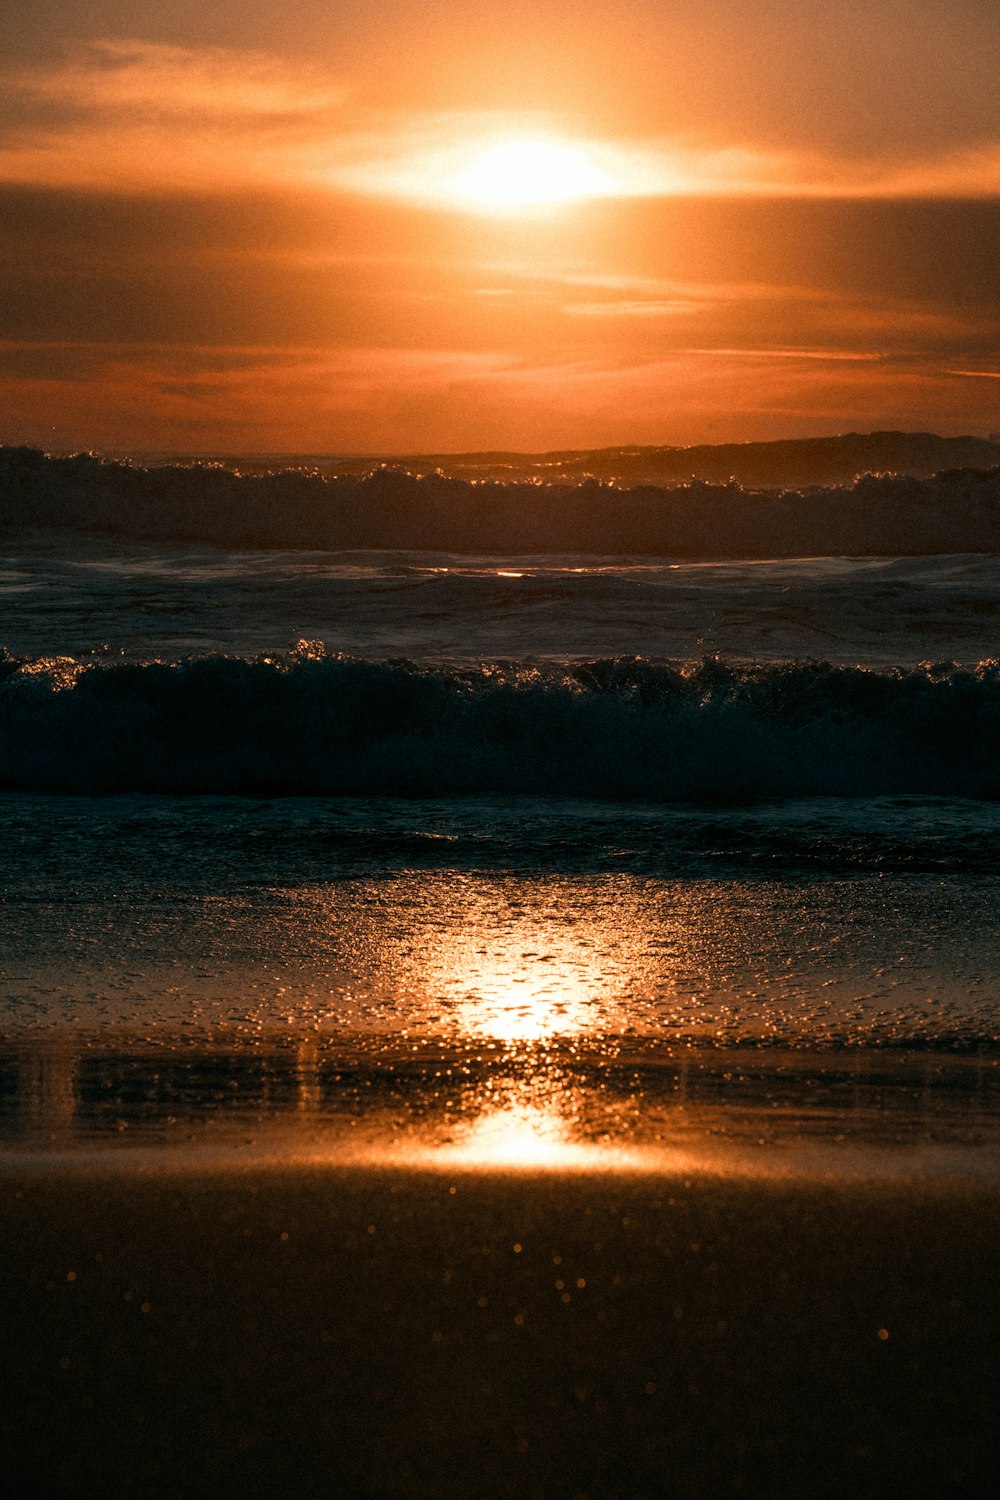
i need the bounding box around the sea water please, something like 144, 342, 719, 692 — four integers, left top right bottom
1, 459, 998, 1167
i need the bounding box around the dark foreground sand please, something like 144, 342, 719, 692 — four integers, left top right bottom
1, 1163, 997, 1500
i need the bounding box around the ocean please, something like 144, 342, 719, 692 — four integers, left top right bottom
2, 448, 1000, 1117
1, 446, 998, 1498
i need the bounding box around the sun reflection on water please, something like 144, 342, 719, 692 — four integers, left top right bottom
402, 880, 662, 1044
449, 961, 596, 1043
236, 872, 748, 1046
433, 1099, 635, 1171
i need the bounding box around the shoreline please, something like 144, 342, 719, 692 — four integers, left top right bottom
4, 1035, 998, 1182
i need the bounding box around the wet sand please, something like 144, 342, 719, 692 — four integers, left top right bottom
2, 1156, 997, 1500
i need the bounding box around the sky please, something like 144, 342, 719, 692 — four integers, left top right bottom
2, 0, 999, 454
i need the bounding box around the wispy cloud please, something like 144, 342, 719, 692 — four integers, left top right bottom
6, 337, 1000, 454
676, 347, 885, 363
12, 38, 347, 120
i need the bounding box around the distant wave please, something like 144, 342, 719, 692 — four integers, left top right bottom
2, 649, 998, 798
4, 446, 1000, 556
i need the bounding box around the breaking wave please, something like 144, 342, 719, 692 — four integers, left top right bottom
4, 445, 1000, 556
1, 648, 998, 798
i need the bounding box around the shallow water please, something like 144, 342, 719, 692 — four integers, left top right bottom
2, 789, 998, 1184
1, 793, 998, 1045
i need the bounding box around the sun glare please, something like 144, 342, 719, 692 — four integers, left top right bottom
445, 138, 617, 210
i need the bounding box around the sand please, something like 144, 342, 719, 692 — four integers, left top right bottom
2, 1160, 997, 1500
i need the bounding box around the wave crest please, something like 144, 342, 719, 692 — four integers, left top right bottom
4, 446, 1000, 556
2, 649, 998, 798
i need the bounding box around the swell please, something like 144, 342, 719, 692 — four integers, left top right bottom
1, 649, 998, 798
4, 446, 1000, 557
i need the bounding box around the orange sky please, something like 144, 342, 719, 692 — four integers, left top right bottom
2, 1, 999, 453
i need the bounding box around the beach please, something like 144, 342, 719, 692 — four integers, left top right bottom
2, 1025, 998, 1498
4, 1141, 997, 1499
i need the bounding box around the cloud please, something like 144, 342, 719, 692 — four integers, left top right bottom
6, 337, 1000, 454
2, 38, 999, 201
0, 38, 349, 192
12, 38, 347, 120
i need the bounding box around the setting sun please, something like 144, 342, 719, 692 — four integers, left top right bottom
444, 137, 617, 210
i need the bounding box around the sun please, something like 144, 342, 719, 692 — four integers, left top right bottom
444, 138, 617, 211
